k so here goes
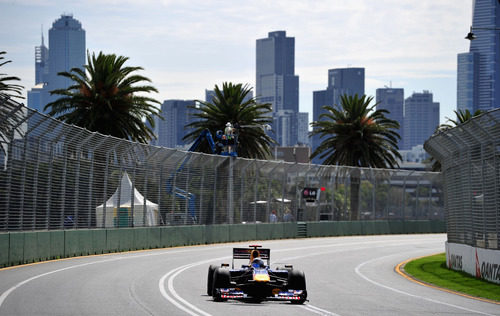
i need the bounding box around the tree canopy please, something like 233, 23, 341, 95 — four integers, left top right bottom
44, 51, 161, 143
0, 51, 24, 99
310, 94, 401, 168
184, 82, 276, 159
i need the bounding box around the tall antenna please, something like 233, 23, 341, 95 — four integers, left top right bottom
41, 25, 45, 46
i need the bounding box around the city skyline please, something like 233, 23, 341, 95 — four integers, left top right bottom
2, 1, 471, 125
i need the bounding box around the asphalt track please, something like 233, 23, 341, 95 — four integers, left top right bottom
0, 234, 499, 316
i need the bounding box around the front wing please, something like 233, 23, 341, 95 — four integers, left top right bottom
216, 288, 306, 301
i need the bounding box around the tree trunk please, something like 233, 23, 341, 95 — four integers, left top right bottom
350, 169, 361, 221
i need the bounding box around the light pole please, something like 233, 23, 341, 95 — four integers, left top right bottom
465, 26, 500, 40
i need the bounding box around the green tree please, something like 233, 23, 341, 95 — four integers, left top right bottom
445, 109, 483, 127
427, 109, 483, 172
44, 51, 161, 143
0, 51, 24, 99
184, 82, 276, 159
310, 94, 401, 220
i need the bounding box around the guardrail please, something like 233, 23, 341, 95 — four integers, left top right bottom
0, 220, 445, 268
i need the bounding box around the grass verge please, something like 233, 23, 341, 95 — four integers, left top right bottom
403, 253, 500, 302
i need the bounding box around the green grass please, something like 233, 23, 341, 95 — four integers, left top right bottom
403, 253, 500, 302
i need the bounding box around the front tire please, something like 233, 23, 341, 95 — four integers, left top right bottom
207, 265, 218, 295
287, 270, 307, 304
212, 268, 231, 301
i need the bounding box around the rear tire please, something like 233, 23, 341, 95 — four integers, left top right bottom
207, 265, 218, 295
212, 268, 231, 301
287, 270, 307, 304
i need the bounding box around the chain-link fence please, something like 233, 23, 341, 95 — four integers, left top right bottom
425, 108, 500, 251
0, 95, 443, 231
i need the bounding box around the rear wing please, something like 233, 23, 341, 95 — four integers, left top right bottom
232, 247, 270, 268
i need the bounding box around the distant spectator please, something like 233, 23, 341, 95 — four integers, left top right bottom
269, 210, 278, 223
283, 208, 293, 222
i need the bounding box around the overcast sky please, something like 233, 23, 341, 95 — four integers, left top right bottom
1, 0, 473, 125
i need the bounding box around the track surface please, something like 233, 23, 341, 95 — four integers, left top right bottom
0, 234, 498, 316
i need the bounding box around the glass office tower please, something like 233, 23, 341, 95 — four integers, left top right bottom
457, 0, 500, 111
256, 31, 300, 146
376, 88, 404, 149
28, 14, 85, 113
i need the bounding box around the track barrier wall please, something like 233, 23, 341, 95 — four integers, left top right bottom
0, 220, 445, 268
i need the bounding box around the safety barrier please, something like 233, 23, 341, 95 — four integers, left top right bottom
0, 96, 443, 231
0, 220, 445, 268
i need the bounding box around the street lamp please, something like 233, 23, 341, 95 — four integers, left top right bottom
465, 26, 500, 40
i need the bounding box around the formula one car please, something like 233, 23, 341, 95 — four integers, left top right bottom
207, 245, 307, 304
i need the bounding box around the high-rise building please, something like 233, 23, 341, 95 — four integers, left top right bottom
296, 112, 309, 146
256, 31, 300, 146
457, 52, 479, 113
403, 91, 439, 150
205, 89, 216, 104
256, 31, 299, 113
312, 67, 364, 163
27, 14, 86, 113
157, 100, 196, 149
457, 0, 500, 112
35, 30, 49, 85
376, 88, 404, 149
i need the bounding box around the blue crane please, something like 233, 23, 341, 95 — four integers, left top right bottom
165, 127, 238, 224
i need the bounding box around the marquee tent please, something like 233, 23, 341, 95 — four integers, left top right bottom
96, 172, 159, 227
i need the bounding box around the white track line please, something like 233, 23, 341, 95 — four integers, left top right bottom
159, 256, 229, 316
354, 253, 496, 316
0, 247, 210, 310
0, 256, 126, 307
301, 304, 342, 315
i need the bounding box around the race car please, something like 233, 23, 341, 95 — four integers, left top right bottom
206, 245, 307, 304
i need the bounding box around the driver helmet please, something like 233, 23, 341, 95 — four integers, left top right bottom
226, 122, 232, 127
251, 257, 265, 269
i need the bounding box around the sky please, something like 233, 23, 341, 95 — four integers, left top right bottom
1, 0, 473, 125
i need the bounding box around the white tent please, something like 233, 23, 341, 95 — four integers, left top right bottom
96, 172, 159, 227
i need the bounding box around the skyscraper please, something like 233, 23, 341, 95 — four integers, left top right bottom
256, 31, 300, 146
35, 30, 48, 85
457, 0, 500, 112
376, 88, 404, 149
256, 31, 299, 113
312, 67, 364, 163
403, 91, 439, 150
157, 100, 197, 149
205, 89, 216, 104
27, 14, 86, 113
296, 112, 309, 146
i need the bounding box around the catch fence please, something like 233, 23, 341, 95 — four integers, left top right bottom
425, 108, 500, 250
0, 94, 443, 231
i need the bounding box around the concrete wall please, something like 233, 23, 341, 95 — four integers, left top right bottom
0, 220, 445, 268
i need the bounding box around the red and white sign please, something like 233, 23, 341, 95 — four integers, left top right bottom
446, 242, 500, 284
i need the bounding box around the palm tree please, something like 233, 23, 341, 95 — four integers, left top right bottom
183, 82, 275, 159
310, 94, 402, 220
446, 109, 483, 126
427, 109, 483, 172
44, 51, 161, 143
0, 51, 24, 99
